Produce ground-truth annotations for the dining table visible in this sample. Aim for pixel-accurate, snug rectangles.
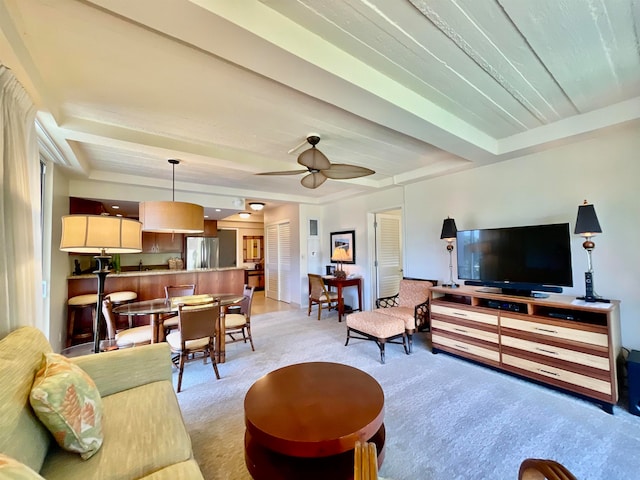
[112,293,244,363]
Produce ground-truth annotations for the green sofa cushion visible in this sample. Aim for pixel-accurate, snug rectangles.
[40,381,194,480]
[0,327,52,472]
[30,353,104,460]
[140,459,205,480]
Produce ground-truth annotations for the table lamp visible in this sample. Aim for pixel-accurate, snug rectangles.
[60,215,143,352]
[440,217,458,288]
[332,247,350,279]
[574,200,609,303]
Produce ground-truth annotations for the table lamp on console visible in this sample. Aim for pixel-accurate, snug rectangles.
[332,247,350,279]
[440,217,459,288]
[60,215,143,353]
[574,200,609,303]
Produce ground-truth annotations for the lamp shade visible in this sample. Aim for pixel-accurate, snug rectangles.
[332,247,350,262]
[139,201,204,234]
[440,217,458,241]
[60,215,142,253]
[574,201,602,237]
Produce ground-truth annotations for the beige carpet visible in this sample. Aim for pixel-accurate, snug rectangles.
[175,307,640,480]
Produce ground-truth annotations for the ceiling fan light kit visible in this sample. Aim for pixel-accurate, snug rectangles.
[258,135,375,189]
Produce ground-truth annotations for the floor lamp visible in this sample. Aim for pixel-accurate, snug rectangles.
[440,217,459,288]
[574,200,609,303]
[60,215,142,353]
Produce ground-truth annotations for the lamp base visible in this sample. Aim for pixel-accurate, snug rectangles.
[576,295,610,304]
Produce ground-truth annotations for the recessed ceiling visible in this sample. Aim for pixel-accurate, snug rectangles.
[1,0,638,207]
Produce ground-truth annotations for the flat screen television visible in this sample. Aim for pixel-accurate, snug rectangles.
[456,223,573,297]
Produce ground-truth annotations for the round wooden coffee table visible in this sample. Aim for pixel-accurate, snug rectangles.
[244,362,385,479]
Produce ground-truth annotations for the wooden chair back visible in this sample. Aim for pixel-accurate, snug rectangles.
[308,274,330,300]
[102,296,118,340]
[238,285,256,317]
[177,302,220,345]
[354,441,378,480]
[165,284,196,299]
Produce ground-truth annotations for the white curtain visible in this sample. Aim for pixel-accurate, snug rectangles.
[0,65,42,338]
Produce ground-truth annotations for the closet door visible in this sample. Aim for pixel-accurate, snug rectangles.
[265,221,291,302]
[375,212,403,298]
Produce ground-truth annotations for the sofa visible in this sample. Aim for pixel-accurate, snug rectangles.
[0,326,205,479]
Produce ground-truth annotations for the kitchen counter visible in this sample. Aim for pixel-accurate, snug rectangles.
[68,267,242,280]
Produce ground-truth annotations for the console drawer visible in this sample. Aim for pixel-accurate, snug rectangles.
[432,333,500,362]
[501,336,610,371]
[432,304,498,326]
[501,315,608,347]
[502,354,611,395]
[432,319,498,344]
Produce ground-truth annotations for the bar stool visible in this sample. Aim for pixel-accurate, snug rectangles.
[66,294,97,347]
[107,291,138,329]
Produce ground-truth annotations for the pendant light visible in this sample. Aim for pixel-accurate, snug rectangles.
[139,159,204,233]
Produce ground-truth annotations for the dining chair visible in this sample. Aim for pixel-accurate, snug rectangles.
[307,273,340,320]
[224,285,256,351]
[162,284,197,336]
[102,296,153,347]
[165,301,221,392]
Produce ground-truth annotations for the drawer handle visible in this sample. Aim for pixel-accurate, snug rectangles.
[535,347,559,355]
[454,343,469,351]
[453,328,468,333]
[452,312,468,318]
[538,368,559,377]
[534,327,558,334]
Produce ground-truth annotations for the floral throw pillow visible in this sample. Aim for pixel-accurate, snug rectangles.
[29,353,104,460]
[0,454,45,479]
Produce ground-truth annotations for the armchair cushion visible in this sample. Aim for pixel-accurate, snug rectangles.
[397,279,432,308]
[29,353,104,460]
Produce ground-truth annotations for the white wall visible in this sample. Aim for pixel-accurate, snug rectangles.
[320,187,405,311]
[404,124,640,349]
[47,163,72,352]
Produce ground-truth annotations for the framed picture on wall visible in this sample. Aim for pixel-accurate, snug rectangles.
[330,230,355,264]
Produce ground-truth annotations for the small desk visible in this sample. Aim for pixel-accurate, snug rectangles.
[244,362,385,479]
[113,293,243,362]
[322,276,363,322]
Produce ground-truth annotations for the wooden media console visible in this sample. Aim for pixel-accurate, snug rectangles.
[429,285,622,413]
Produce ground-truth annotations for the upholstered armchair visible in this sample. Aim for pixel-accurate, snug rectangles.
[374,278,436,352]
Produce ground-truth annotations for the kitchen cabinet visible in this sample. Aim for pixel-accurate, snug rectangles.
[142,232,184,253]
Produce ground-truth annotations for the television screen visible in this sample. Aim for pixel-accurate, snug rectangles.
[456,223,573,294]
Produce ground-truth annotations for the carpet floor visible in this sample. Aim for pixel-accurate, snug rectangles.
[175,307,640,480]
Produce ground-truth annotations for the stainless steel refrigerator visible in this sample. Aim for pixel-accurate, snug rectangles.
[185,236,219,270]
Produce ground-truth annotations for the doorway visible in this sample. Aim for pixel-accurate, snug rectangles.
[374,210,403,299]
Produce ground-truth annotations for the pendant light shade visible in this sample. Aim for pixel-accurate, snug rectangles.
[139,159,204,234]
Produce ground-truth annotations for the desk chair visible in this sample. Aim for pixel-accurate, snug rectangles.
[308,273,340,320]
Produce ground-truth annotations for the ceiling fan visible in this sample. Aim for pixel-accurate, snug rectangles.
[258,135,375,189]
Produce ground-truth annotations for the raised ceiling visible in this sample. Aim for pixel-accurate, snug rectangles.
[1,0,638,207]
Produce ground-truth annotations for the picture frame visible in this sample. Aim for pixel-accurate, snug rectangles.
[330,230,356,264]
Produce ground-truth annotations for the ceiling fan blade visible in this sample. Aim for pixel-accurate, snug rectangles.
[300,172,327,189]
[297,147,331,170]
[321,164,375,179]
[257,170,308,176]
